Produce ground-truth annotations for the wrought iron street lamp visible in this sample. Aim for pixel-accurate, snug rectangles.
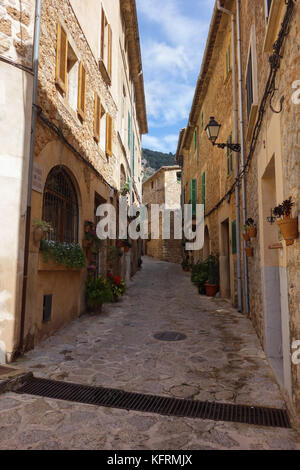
[267,208,276,225]
[205,116,241,152]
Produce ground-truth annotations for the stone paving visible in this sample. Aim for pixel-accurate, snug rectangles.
[1,257,300,450]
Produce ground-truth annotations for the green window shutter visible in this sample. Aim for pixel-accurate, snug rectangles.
[232,220,237,254]
[227,134,233,176]
[132,133,135,176]
[201,172,206,213]
[190,179,197,217]
[201,111,204,129]
[128,112,131,149]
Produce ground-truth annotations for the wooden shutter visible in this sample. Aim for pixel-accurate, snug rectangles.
[132,133,135,176]
[190,179,197,217]
[78,62,86,120]
[246,50,253,120]
[107,25,112,77]
[94,93,101,143]
[101,9,105,60]
[106,114,113,156]
[56,22,68,93]
[128,112,131,149]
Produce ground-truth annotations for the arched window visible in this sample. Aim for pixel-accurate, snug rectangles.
[43,166,79,243]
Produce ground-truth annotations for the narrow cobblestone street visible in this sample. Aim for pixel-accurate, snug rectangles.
[0,257,299,450]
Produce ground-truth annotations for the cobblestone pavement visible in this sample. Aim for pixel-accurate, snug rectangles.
[1,257,300,450]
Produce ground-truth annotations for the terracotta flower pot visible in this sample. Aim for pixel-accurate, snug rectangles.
[247,226,257,238]
[245,247,253,257]
[124,246,130,253]
[242,232,250,242]
[277,217,298,241]
[33,227,45,243]
[204,283,218,297]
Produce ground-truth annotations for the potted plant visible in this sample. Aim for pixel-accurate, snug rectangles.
[107,274,126,302]
[191,259,209,295]
[273,197,298,242]
[85,276,114,314]
[120,181,130,196]
[181,256,190,272]
[245,218,257,238]
[245,246,253,257]
[40,240,86,269]
[33,219,52,243]
[204,254,219,297]
[242,225,250,242]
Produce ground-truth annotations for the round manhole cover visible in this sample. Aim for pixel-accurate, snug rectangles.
[154,331,187,342]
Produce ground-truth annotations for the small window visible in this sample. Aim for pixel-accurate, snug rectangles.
[100,8,112,82]
[176,172,182,183]
[56,22,68,93]
[43,166,79,243]
[43,295,52,323]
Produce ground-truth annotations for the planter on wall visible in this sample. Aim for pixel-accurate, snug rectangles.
[245,247,253,257]
[242,232,250,242]
[277,217,298,241]
[247,227,257,238]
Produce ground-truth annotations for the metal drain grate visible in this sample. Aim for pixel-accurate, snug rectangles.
[16,377,291,428]
[154,331,187,342]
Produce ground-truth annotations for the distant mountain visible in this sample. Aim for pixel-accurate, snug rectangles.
[142,149,176,181]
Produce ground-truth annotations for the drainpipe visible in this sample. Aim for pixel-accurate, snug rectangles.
[129,80,134,213]
[19,0,42,353]
[217,1,242,312]
[236,0,250,313]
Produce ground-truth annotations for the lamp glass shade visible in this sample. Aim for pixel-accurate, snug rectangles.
[205,116,221,143]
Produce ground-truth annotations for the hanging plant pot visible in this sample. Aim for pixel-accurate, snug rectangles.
[247,227,257,238]
[277,217,298,241]
[242,232,250,242]
[33,227,45,243]
[245,247,253,257]
[204,283,218,297]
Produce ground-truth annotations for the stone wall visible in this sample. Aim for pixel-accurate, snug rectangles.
[143,167,182,264]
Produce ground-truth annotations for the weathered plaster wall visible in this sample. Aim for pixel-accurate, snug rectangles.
[0,0,35,362]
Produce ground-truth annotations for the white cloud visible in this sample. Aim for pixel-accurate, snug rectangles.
[142,134,180,154]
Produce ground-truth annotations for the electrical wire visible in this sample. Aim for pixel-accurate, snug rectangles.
[205,0,295,219]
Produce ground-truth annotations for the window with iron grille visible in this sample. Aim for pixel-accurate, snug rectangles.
[42,166,79,243]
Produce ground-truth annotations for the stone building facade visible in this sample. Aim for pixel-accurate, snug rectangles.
[177,0,300,427]
[0,0,147,362]
[143,167,182,264]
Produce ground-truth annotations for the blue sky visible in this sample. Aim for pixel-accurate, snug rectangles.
[136,0,215,154]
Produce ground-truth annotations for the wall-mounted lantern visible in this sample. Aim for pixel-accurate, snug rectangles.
[205,116,241,152]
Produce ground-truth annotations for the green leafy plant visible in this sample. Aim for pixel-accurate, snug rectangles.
[120,181,130,196]
[108,246,123,261]
[191,259,209,294]
[245,218,256,227]
[107,274,126,299]
[40,240,86,269]
[33,219,53,232]
[206,254,220,286]
[273,197,295,219]
[86,276,114,308]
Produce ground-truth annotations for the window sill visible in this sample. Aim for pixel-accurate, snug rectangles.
[246,103,258,142]
[99,59,111,86]
[38,256,83,272]
[263,0,286,53]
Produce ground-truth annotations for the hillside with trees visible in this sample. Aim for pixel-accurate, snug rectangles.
[142,149,176,181]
